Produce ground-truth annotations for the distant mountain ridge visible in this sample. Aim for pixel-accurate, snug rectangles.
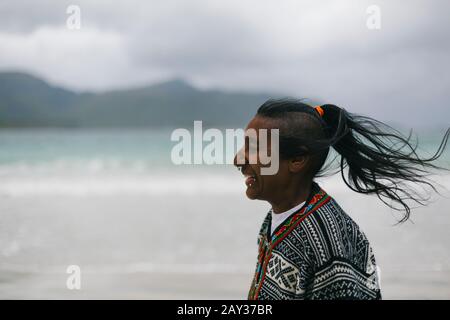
[0,72,272,128]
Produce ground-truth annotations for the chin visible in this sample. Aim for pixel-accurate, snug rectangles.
[245,188,260,200]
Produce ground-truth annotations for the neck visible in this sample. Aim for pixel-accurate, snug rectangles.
[270,180,312,214]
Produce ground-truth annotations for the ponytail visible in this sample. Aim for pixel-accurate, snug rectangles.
[257,99,450,222]
[320,104,450,222]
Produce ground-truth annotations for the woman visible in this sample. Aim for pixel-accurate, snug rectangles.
[234,99,449,300]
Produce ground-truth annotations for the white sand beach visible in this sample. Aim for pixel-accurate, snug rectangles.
[1,173,450,299]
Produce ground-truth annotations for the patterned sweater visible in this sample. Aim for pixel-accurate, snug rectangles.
[248,182,381,300]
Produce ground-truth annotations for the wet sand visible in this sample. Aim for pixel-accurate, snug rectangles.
[1,174,450,299]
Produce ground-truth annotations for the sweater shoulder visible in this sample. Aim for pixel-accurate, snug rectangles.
[290,197,376,272]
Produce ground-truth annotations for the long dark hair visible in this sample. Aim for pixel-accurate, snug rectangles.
[257,99,450,222]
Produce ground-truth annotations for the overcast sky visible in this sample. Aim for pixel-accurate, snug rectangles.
[0,0,449,125]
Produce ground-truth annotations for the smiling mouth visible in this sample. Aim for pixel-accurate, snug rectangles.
[244,174,257,187]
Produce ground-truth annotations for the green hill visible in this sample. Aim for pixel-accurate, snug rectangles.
[0,72,271,128]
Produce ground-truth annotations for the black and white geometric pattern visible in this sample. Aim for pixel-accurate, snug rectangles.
[266,252,299,294]
[249,182,382,300]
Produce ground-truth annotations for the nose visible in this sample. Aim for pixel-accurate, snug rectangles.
[233,146,247,168]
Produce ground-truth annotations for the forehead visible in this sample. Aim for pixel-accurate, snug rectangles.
[244,116,280,148]
[245,116,280,131]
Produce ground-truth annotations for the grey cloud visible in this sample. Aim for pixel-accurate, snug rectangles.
[0,0,449,126]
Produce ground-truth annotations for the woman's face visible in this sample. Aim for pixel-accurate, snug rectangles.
[234,116,292,202]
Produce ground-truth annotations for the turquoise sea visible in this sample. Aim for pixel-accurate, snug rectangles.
[0,128,449,299]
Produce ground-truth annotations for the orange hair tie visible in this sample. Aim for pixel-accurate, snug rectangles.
[314,105,324,117]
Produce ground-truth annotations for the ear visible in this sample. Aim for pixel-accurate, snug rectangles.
[288,156,307,173]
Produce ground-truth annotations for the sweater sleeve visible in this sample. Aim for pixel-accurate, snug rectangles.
[304,257,381,300]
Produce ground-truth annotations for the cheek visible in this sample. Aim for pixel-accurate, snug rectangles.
[258,171,283,192]
[260,162,289,188]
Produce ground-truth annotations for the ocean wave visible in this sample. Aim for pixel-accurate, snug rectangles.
[0,158,159,175]
[0,174,245,196]
[0,158,448,197]
[0,262,253,275]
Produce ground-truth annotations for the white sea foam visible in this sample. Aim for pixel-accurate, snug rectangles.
[0,262,253,275]
[0,174,245,196]
[1,161,449,197]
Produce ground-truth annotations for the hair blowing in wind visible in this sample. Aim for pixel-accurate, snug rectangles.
[257,99,450,223]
